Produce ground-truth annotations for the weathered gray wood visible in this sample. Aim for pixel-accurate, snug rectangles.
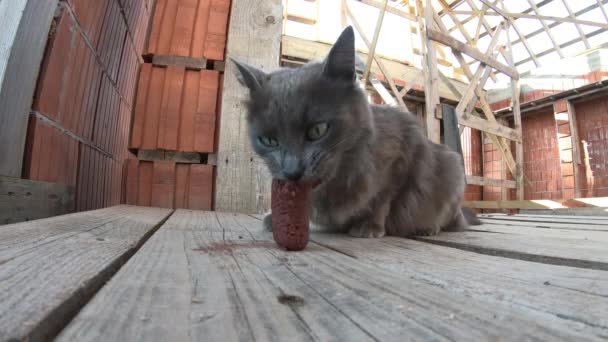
[427,29,519,79]
[0,205,172,341]
[60,211,606,340]
[215,0,283,214]
[485,213,608,222]
[311,234,608,333]
[137,149,203,163]
[151,55,207,69]
[0,176,75,225]
[419,231,608,271]
[0,0,28,85]
[0,0,59,177]
[480,216,608,230]
[472,223,608,241]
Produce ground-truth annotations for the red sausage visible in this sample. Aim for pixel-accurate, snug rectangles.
[271,179,310,251]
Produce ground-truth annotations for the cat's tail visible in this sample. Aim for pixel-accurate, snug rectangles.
[461,207,482,226]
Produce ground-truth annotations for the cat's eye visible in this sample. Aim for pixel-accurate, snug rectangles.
[307,122,329,141]
[258,136,279,148]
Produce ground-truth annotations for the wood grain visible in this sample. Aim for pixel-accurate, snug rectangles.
[214,0,283,213]
[59,211,607,340]
[0,176,75,225]
[0,205,172,341]
[419,231,608,270]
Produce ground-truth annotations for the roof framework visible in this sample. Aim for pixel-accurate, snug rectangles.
[282,0,608,201]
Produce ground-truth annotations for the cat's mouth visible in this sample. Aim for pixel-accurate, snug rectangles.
[311,178,322,189]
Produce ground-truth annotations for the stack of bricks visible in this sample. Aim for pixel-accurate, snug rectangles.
[125,0,231,210]
[461,127,483,201]
[521,108,563,200]
[23,0,152,211]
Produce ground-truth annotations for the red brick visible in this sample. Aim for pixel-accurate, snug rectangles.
[194,70,219,152]
[158,66,184,150]
[554,100,568,113]
[561,162,574,176]
[563,175,575,189]
[125,159,139,205]
[188,164,214,210]
[142,66,166,149]
[175,163,190,208]
[137,161,153,206]
[152,161,176,208]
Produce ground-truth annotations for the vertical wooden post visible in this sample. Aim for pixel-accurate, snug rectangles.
[417,0,441,143]
[566,100,582,198]
[505,21,524,201]
[215,0,283,214]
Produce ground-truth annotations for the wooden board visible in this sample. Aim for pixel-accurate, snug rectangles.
[419,231,608,271]
[215,0,283,214]
[483,213,608,222]
[464,200,565,209]
[0,176,75,224]
[58,211,607,340]
[471,223,608,241]
[0,0,59,177]
[480,217,608,231]
[0,205,172,341]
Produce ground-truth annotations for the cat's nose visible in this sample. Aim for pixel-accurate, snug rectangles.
[282,155,304,181]
[283,168,304,181]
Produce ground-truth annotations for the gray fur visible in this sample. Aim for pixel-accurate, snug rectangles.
[233,26,478,238]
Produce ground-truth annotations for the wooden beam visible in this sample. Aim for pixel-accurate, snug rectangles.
[358,0,417,21]
[464,200,566,209]
[346,4,411,112]
[446,10,608,29]
[466,175,517,188]
[362,0,389,83]
[525,0,563,58]
[505,24,525,201]
[427,29,519,79]
[566,100,582,198]
[369,78,397,106]
[0,176,75,225]
[215,0,283,213]
[0,0,60,177]
[281,35,469,102]
[561,0,591,49]
[418,0,441,142]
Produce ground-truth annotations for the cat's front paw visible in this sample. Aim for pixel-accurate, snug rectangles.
[348,223,386,238]
[263,212,272,231]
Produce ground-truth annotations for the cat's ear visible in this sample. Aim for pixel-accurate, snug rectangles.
[322,26,356,82]
[231,58,266,91]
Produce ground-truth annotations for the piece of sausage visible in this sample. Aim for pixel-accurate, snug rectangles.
[271,179,310,251]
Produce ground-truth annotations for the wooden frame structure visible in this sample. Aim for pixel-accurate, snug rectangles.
[336,0,608,205]
[216,0,608,213]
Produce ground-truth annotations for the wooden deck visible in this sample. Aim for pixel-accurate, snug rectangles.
[1,206,607,341]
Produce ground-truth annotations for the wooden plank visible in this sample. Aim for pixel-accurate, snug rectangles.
[137,149,202,164]
[312,234,608,331]
[458,114,521,141]
[566,100,582,197]
[419,231,608,271]
[420,0,441,143]
[0,0,60,177]
[0,176,75,225]
[427,29,519,79]
[59,211,607,340]
[465,200,565,210]
[473,223,608,241]
[215,0,283,213]
[151,54,207,69]
[479,218,608,232]
[361,0,388,83]
[465,175,516,188]
[346,4,410,112]
[483,213,608,222]
[505,24,524,200]
[0,206,172,341]
[359,0,417,21]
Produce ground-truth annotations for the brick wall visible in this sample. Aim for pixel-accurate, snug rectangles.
[124,0,231,210]
[573,96,608,197]
[521,108,563,200]
[461,127,483,201]
[23,0,151,211]
[482,137,504,201]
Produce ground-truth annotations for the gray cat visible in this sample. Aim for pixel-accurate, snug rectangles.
[232,26,481,238]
